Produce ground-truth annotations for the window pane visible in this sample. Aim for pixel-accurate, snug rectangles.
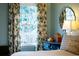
[19,4,38,46]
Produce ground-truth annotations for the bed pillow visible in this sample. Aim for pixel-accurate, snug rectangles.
[60,34,79,55]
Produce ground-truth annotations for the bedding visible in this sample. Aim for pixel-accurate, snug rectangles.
[11,33,79,56]
[11,50,75,56]
[60,35,79,55]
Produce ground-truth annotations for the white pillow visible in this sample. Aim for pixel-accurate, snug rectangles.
[60,34,79,55]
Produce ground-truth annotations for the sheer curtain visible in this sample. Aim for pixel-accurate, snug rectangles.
[19,4,38,50]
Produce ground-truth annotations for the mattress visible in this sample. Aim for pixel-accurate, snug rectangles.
[11,50,75,56]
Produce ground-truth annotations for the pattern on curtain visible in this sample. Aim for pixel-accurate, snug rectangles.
[37,3,47,50]
[8,3,20,55]
[8,3,47,54]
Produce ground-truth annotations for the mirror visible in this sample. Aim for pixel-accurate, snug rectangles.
[59,7,76,28]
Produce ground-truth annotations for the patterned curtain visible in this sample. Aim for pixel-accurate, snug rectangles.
[8,3,20,55]
[8,3,47,54]
[37,3,48,50]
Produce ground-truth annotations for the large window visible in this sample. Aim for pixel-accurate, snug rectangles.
[19,4,38,47]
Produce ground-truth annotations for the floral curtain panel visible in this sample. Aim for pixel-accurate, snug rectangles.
[8,3,47,54]
[8,3,20,55]
[37,3,47,50]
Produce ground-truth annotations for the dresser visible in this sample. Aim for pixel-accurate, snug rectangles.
[0,46,9,56]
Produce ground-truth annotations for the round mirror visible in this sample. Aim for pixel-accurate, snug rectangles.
[59,7,76,28]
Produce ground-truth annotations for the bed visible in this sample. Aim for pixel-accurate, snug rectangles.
[12,34,79,56]
[11,50,75,56]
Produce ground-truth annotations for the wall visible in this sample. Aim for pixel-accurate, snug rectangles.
[51,3,79,35]
[0,3,79,45]
[47,3,52,36]
[0,3,8,46]
[0,3,57,46]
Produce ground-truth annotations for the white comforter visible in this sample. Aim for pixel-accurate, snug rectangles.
[11,50,75,56]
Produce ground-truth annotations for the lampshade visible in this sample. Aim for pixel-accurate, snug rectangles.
[63,20,79,31]
[72,20,79,31]
[62,20,71,30]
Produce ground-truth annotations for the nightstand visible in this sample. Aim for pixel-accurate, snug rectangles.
[43,41,60,50]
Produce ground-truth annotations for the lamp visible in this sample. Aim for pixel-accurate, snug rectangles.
[71,20,79,35]
[62,20,79,35]
[72,20,79,31]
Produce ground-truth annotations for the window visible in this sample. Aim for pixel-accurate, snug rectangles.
[19,4,38,47]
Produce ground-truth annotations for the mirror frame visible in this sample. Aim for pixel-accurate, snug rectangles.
[59,6,76,28]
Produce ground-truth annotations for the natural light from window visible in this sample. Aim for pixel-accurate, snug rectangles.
[19,4,38,47]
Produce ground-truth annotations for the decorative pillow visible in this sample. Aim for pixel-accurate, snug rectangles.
[47,32,62,43]
[60,34,79,55]
[54,32,62,43]
[47,36,55,42]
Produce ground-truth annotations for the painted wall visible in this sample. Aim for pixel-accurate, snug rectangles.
[47,3,52,36]
[0,3,79,45]
[0,3,8,46]
[51,3,79,35]
[0,3,51,46]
